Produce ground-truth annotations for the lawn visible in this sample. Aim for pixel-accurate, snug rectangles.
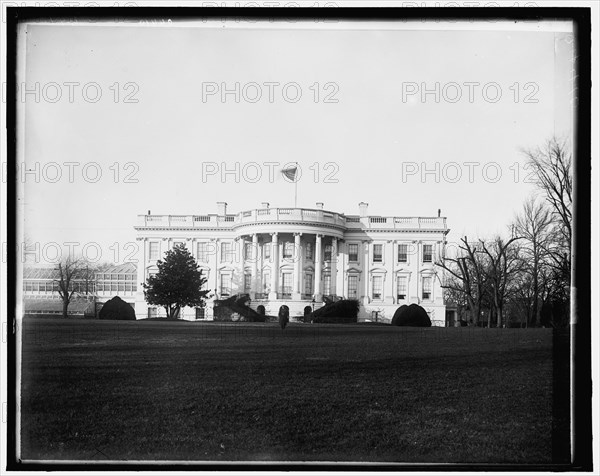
[19,318,570,463]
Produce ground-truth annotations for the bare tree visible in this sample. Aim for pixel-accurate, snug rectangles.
[437,237,487,326]
[520,137,572,327]
[513,197,553,326]
[54,256,88,319]
[480,236,524,328]
[523,137,572,250]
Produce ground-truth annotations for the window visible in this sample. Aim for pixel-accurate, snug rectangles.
[397,276,407,300]
[323,274,331,295]
[195,307,205,319]
[373,244,383,263]
[324,244,333,262]
[149,242,159,260]
[220,274,232,297]
[244,242,254,260]
[372,275,383,300]
[304,274,313,295]
[263,271,271,292]
[398,244,408,263]
[282,273,292,295]
[283,242,294,259]
[423,244,433,263]
[220,242,232,262]
[348,275,358,298]
[263,243,271,259]
[118,283,125,293]
[422,276,432,300]
[305,243,313,260]
[244,273,252,291]
[348,244,358,262]
[197,242,209,262]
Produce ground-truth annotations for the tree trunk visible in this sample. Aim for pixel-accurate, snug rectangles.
[62,299,69,319]
[497,306,503,328]
[467,296,477,325]
[475,301,481,327]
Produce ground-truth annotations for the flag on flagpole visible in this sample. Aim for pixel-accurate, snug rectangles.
[281,164,299,208]
[281,166,298,182]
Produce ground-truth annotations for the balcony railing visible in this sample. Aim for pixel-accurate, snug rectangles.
[235,208,347,228]
[137,210,447,231]
[345,216,447,231]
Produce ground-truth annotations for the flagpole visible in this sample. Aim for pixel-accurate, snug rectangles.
[294,161,298,208]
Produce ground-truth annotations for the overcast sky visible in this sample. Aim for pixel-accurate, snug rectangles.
[18,19,574,264]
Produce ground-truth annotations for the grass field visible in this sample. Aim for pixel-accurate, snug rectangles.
[20,318,570,463]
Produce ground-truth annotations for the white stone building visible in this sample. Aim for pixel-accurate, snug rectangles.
[134,202,450,325]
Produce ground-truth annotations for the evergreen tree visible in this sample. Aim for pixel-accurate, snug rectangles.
[142,244,210,319]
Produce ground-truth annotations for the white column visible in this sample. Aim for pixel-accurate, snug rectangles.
[251,233,258,298]
[389,240,395,304]
[212,238,219,296]
[330,237,337,297]
[269,232,279,300]
[363,240,370,304]
[292,232,302,300]
[339,240,347,298]
[314,234,322,300]
[416,241,422,303]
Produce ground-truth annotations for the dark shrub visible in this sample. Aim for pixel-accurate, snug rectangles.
[391,303,431,327]
[99,296,136,321]
[309,299,359,324]
[257,305,265,316]
[391,305,408,326]
[213,294,267,322]
[278,305,289,329]
[303,306,312,318]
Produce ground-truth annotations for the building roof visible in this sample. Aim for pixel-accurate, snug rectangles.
[98,262,137,274]
[23,262,137,280]
[23,266,60,280]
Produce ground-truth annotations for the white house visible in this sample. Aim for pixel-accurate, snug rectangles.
[134,202,450,325]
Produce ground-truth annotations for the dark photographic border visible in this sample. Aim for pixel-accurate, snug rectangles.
[5,5,592,472]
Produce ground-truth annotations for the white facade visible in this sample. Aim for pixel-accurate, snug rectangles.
[134,202,450,325]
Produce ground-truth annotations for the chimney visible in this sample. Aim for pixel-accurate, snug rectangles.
[359,202,369,217]
[217,202,227,216]
[315,202,324,210]
[147,210,151,215]
[261,202,270,209]
[438,209,441,217]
